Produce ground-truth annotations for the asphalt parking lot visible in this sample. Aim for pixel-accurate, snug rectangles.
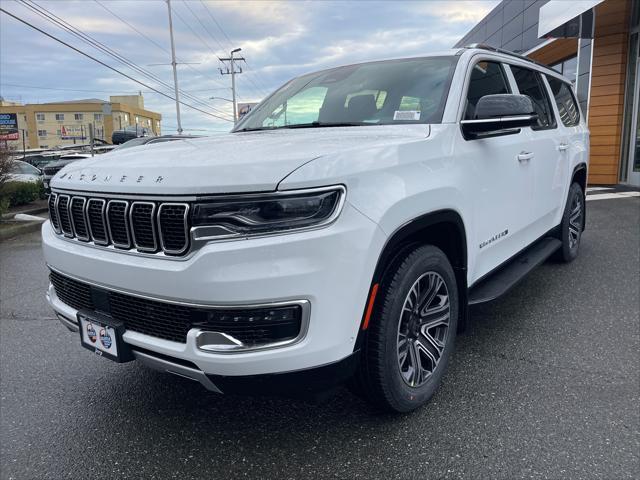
[1,193,638,480]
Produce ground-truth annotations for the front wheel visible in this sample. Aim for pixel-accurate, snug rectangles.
[555,182,585,263]
[357,245,458,413]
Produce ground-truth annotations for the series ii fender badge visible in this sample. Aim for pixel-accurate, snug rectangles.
[479,229,508,249]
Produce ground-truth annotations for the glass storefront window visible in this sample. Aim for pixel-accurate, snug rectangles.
[550,56,577,85]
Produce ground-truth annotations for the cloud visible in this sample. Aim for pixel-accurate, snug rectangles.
[1,0,498,133]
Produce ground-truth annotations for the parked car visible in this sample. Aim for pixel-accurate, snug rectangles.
[43,45,588,412]
[7,160,43,183]
[111,125,151,145]
[112,134,202,151]
[42,153,92,193]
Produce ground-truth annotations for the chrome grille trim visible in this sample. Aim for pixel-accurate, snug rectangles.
[157,203,190,255]
[48,193,61,234]
[86,198,108,245]
[49,192,190,257]
[69,197,89,241]
[57,194,74,237]
[106,200,131,249]
[130,201,158,252]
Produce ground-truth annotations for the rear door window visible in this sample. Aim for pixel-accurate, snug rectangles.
[464,61,511,120]
[510,66,557,130]
[546,76,581,127]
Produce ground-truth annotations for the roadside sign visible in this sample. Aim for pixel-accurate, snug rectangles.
[61,125,87,140]
[0,113,19,140]
[238,102,258,119]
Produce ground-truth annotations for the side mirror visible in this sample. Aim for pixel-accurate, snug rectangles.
[461,94,538,139]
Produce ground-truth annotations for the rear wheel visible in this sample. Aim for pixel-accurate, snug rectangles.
[555,182,584,263]
[358,245,458,412]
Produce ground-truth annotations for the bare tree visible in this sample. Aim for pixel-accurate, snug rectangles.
[0,146,13,190]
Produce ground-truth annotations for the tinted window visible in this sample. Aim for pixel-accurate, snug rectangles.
[546,76,580,127]
[464,61,511,120]
[511,66,556,130]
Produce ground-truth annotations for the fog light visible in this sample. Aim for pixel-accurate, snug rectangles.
[194,304,304,351]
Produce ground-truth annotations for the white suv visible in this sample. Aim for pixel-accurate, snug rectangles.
[43,46,588,412]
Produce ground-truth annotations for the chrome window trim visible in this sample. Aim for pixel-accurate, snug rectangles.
[47,265,311,354]
[49,193,61,234]
[69,196,89,241]
[129,201,158,252]
[157,203,190,255]
[86,198,109,245]
[57,194,74,237]
[106,199,131,249]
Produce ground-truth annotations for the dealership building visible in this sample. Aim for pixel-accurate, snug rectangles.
[455,0,640,186]
[0,94,161,150]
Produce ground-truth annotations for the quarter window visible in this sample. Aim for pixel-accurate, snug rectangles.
[464,61,511,120]
[546,76,580,127]
[510,66,556,130]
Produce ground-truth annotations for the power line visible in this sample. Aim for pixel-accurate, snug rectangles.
[198,0,271,99]
[0,82,229,94]
[0,6,233,123]
[19,0,233,120]
[93,0,227,90]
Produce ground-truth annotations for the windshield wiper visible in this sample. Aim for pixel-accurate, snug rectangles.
[235,122,365,132]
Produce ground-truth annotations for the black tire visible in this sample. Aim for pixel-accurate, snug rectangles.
[358,245,458,413]
[555,182,585,263]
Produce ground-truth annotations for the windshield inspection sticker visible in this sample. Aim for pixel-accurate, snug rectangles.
[393,110,421,121]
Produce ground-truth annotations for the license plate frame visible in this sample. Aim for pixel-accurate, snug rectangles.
[77,310,134,363]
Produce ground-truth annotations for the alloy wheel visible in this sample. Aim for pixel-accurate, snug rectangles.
[568,193,583,249]
[397,272,450,387]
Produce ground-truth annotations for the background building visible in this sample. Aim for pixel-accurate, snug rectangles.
[0,93,161,150]
[455,0,640,186]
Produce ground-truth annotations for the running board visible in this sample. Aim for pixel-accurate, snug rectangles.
[468,237,561,305]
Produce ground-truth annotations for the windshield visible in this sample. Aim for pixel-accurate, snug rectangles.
[234,56,458,132]
[113,137,151,151]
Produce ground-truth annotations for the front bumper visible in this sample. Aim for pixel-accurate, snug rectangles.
[43,201,385,377]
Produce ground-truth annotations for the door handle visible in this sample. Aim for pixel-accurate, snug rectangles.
[558,143,569,151]
[517,151,534,162]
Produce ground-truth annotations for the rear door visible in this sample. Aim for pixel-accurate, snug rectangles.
[509,65,567,237]
[453,59,535,283]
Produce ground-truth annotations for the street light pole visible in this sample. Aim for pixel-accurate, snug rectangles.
[166,0,183,134]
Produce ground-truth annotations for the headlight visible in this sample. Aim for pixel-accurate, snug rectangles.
[192,185,345,239]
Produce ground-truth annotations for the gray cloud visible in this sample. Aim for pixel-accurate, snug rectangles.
[1,0,498,133]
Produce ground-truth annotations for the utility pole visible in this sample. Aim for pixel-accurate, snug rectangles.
[166,0,183,134]
[219,48,244,123]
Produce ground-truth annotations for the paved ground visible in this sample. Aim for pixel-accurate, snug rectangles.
[1,194,638,480]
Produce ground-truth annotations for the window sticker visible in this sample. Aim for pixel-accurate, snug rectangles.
[393,110,420,121]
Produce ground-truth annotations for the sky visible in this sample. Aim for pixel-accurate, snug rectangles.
[0,0,499,134]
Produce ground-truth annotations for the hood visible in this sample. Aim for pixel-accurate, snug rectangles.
[51,125,429,195]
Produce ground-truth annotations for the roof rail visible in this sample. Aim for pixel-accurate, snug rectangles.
[463,43,552,71]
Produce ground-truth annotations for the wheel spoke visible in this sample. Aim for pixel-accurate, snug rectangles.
[418,274,442,315]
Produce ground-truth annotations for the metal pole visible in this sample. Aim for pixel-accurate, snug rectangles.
[231,49,237,124]
[166,0,183,134]
[22,129,26,158]
[89,124,95,157]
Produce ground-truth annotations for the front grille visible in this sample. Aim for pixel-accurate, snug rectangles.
[48,194,60,232]
[158,204,189,254]
[44,165,63,176]
[49,192,189,256]
[57,195,73,236]
[70,197,89,240]
[50,271,303,345]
